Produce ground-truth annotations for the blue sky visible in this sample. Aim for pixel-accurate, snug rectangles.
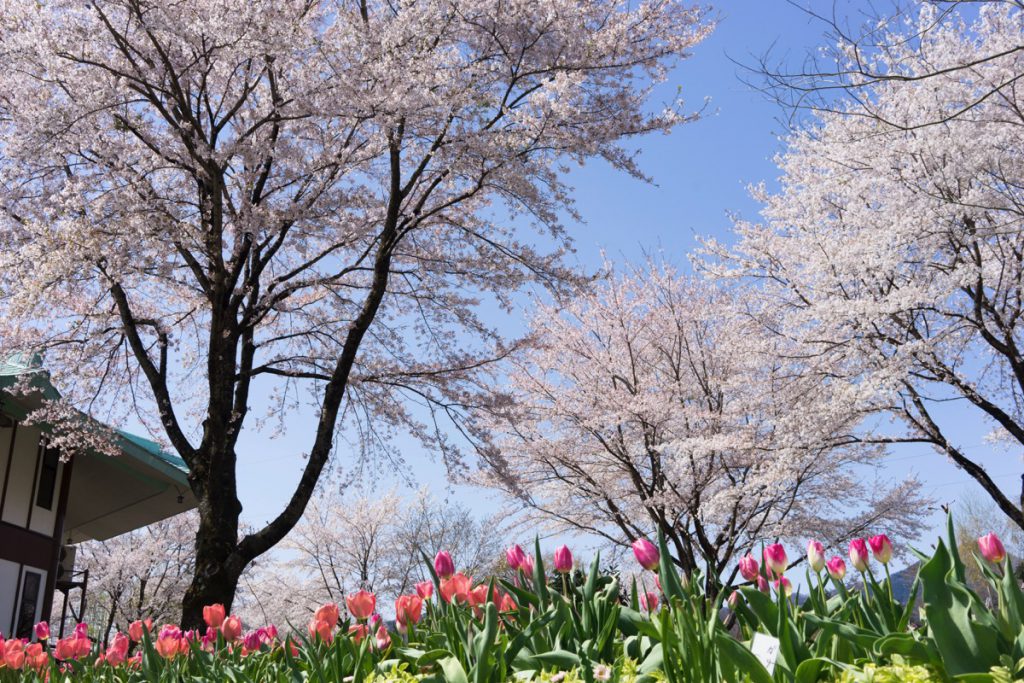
[232,0,1019,564]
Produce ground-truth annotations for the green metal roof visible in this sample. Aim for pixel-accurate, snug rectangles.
[0,355,189,480]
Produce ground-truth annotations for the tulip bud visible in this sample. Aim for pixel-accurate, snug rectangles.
[375,625,391,651]
[727,590,739,608]
[826,556,846,580]
[868,534,893,564]
[505,544,526,570]
[203,604,226,629]
[369,613,382,629]
[848,538,869,572]
[221,615,243,642]
[415,580,433,600]
[34,621,49,641]
[807,540,825,573]
[346,590,377,621]
[757,575,770,593]
[434,551,455,580]
[774,576,793,597]
[978,532,1007,564]
[738,554,759,581]
[632,538,660,571]
[763,543,788,577]
[639,591,658,612]
[553,545,573,574]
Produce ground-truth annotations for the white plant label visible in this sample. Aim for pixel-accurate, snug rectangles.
[750,632,780,674]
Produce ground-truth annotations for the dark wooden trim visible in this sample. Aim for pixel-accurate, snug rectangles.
[0,421,18,516]
[0,522,52,567]
[42,454,73,623]
[24,437,43,530]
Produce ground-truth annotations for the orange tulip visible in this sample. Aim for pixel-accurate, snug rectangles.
[315,602,340,628]
[203,603,226,628]
[346,590,376,621]
[440,573,472,603]
[395,594,424,628]
[308,618,333,643]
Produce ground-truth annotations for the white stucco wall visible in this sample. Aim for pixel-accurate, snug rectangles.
[1,426,41,528]
[0,558,19,638]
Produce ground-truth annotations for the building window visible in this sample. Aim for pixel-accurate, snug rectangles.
[35,445,59,510]
[14,570,42,639]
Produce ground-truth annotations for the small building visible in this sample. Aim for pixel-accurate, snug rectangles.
[0,356,195,638]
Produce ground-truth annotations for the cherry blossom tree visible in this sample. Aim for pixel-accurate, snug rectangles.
[474,264,927,592]
[54,512,197,646]
[0,0,711,624]
[235,487,501,625]
[705,3,1024,529]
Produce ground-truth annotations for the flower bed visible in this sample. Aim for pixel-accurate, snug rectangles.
[0,518,1018,682]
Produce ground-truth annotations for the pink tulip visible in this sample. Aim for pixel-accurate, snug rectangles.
[520,553,535,576]
[308,618,333,643]
[764,543,788,577]
[203,604,226,629]
[727,590,740,608]
[826,556,847,580]
[346,590,376,621]
[807,540,825,573]
[978,532,1007,564]
[221,615,243,642]
[506,544,526,570]
[554,545,573,574]
[639,591,659,612]
[434,551,455,580]
[315,602,340,629]
[375,625,391,651]
[395,594,424,628]
[128,619,151,642]
[868,534,893,564]
[347,623,369,644]
[34,621,49,641]
[415,580,434,600]
[849,538,869,572]
[757,575,770,593]
[105,632,129,666]
[440,573,473,603]
[738,554,759,581]
[774,576,793,597]
[632,538,660,571]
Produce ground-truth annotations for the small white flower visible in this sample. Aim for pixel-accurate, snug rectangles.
[592,664,612,682]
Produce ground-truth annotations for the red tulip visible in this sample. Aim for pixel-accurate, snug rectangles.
[415,580,434,600]
[553,545,573,574]
[978,532,1007,564]
[434,551,455,580]
[868,534,893,564]
[203,604,226,629]
[763,543,788,577]
[738,554,759,581]
[346,590,377,621]
[632,538,660,571]
[848,538,869,572]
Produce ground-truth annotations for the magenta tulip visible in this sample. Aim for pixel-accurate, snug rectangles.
[553,545,573,574]
[632,538,660,571]
[764,543,788,577]
[978,532,1007,564]
[738,554,759,581]
[849,538,869,572]
[506,545,526,570]
[434,551,455,580]
[826,556,846,580]
[868,534,893,564]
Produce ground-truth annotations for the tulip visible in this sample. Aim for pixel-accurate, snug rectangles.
[434,551,455,580]
[869,534,893,564]
[468,584,489,616]
[440,572,473,603]
[128,619,151,642]
[347,623,369,644]
[978,532,1007,564]
[105,633,129,665]
[315,602,340,629]
[520,553,535,576]
[243,630,261,652]
[553,545,573,574]
[849,538,869,572]
[499,592,517,612]
[757,575,770,593]
[738,554,759,581]
[826,556,847,580]
[308,618,333,643]
[395,594,424,628]
[506,544,526,570]
[639,591,658,612]
[34,621,49,641]
[764,543,788,577]
[5,640,25,669]
[221,615,243,642]
[203,603,226,629]
[415,580,434,600]
[632,538,660,571]
[375,625,391,651]
[346,590,377,621]
[26,643,47,673]
[774,576,793,597]
[154,626,183,660]
[807,540,825,573]
[369,613,382,629]
[727,591,740,608]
